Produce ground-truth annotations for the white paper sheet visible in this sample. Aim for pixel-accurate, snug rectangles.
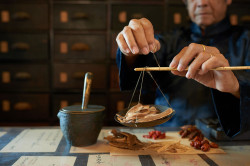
[0,129,63,152]
[0,131,6,138]
[12,156,76,166]
[151,154,209,166]
[87,154,142,166]
[207,146,250,166]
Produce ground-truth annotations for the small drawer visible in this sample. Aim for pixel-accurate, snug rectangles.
[110,65,119,90]
[0,4,48,30]
[53,63,107,90]
[0,94,49,122]
[111,4,164,31]
[52,93,107,119]
[166,5,189,31]
[111,32,118,59]
[0,64,49,91]
[53,4,107,30]
[0,33,48,61]
[228,4,250,27]
[54,34,106,62]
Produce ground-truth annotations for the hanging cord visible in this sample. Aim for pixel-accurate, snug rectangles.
[146,70,172,108]
[138,69,145,103]
[127,70,144,109]
[151,45,161,68]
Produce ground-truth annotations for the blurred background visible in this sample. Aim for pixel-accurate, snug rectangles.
[0,0,249,126]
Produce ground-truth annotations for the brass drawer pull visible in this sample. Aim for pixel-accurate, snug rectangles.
[71,43,90,51]
[72,12,88,20]
[72,72,85,79]
[14,102,32,111]
[14,72,31,80]
[12,12,30,21]
[12,42,30,51]
[131,13,144,19]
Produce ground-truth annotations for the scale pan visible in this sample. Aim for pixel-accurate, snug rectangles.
[114,105,175,128]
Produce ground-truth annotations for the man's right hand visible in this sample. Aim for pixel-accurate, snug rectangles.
[116,18,161,56]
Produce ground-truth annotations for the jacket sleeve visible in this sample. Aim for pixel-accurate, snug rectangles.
[211,30,250,138]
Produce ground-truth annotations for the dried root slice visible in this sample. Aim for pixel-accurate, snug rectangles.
[116,103,173,123]
[104,129,144,150]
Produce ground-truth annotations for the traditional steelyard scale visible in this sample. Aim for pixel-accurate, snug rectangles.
[58,72,105,146]
[115,52,176,127]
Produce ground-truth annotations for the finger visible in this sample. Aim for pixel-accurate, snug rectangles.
[154,39,161,53]
[129,19,149,55]
[177,43,203,71]
[122,26,139,54]
[116,32,131,55]
[186,52,211,79]
[171,70,187,77]
[199,54,229,75]
[139,18,155,52]
[169,46,188,68]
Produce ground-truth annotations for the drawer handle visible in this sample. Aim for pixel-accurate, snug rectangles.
[72,72,85,79]
[12,42,30,51]
[12,12,30,21]
[131,13,144,19]
[14,102,32,111]
[14,72,31,80]
[71,43,90,51]
[241,15,250,22]
[72,12,88,20]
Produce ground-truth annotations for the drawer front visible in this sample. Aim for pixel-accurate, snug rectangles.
[0,64,49,91]
[0,94,49,121]
[228,4,250,28]
[0,4,48,30]
[110,64,119,90]
[52,93,107,118]
[53,4,107,30]
[166,5,189,31]
[0,33,48,60]
[54,34,106,61]
[111,32,118,59]
[53,63,107,90]
[112,4,164,31]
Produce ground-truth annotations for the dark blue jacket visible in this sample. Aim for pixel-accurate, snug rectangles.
[116,17,250,138]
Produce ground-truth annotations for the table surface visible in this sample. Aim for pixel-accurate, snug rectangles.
[0,126,250,166]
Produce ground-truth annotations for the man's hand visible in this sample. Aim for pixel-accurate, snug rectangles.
[170,43,240,98]
[116,18,161,56]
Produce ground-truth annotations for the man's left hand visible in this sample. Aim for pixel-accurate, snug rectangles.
[169,43,240,98]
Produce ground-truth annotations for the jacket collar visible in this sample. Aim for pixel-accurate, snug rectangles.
[191,16,231,42]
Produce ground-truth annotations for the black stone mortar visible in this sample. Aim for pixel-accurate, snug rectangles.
[57,105,105,147]
[57,72,105,147]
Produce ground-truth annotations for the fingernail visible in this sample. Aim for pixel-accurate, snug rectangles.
[125,48,130,53]
[149,44,155,52]
[177,64,184,71]
[142,47,149,55]
[170,61,177,68]
[132,47,139,54]
[186,72,191,79]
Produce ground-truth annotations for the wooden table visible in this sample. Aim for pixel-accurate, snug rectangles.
[0,126,250,166]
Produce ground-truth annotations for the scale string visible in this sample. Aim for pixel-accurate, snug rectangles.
[127,70,144,109]
[146,69,172,108]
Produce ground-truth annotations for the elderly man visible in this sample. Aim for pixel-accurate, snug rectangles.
[116,0,250,138]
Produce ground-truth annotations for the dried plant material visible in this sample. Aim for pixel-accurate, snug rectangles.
[143,141,190,154]
[157,141,189,153]
[179,125,204,140]
[116,103,173,123]
[104,129,144,150]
